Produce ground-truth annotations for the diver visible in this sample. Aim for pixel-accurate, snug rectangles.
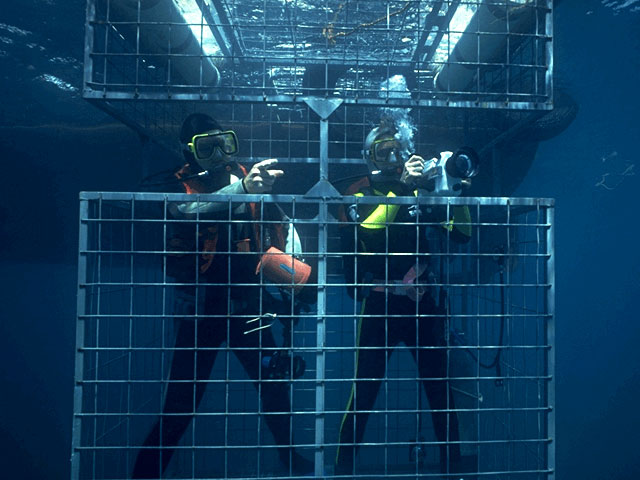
[132,113,313,477]
[335,121,475,476]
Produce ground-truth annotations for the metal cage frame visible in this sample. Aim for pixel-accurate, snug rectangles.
[76,3,556,478]
[72,192,555,480]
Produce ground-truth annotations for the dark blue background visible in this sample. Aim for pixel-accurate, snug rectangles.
[0,1,638,478]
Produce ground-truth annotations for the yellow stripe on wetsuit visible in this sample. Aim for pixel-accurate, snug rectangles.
[359,191,400,229]
[335,299,367,466]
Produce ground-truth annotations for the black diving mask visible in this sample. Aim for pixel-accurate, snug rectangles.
[368,136,407,171]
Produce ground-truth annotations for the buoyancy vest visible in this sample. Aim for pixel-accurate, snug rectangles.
[339,177,472,293]
[168,163,286,282]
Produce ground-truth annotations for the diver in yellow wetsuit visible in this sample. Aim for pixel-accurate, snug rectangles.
[335,124,474,476]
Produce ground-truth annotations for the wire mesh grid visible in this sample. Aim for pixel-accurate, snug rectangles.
[94,98,536,193]
[84,0,553,108]
[72,192,554,479]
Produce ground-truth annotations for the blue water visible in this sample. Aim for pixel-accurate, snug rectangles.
[0,1,639,479]
[515,3,640,478]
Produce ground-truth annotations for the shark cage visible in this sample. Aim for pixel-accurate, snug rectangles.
[74,1,555,479]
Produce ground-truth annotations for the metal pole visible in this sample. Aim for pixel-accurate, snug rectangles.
[71,197,89,480]
[545,0,555,106]
[82,0,96,98]
[546,200,556,479]
[313,114,329,477]
[303,96,342,476]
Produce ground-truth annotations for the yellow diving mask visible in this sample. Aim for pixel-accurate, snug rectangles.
[188,130,239,162]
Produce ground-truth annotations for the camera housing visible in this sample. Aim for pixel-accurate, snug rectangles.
[416,147,479,196]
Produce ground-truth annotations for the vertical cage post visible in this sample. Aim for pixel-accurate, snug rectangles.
[82,0,96,94]
[307,97,342,476]
[71,197,90,480]
[546,201,556,479]
[545,0,554,105]
[313,203,327,476]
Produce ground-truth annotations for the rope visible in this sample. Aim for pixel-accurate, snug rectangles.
[323,1,412,44]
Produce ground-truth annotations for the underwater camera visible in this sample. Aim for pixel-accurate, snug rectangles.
[262,350,306,380]
[416,147,479,196]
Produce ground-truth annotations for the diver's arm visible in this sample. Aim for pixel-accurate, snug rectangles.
[400,155,427,186]
[242,159,284,193]
[450,205,473,243]
[169,176,246,218]
[171,159,285,218]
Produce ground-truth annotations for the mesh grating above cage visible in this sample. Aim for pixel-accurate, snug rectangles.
[84,0,553,107]
[83,0,557,181]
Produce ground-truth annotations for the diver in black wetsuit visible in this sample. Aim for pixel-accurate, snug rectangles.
[132,113,312,477]
[335,123,472,476]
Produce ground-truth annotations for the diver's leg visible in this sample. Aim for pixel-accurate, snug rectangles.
[229,315,313,474]
[335,294,388,475]
[132,297,222,478]
[412,298,461,474]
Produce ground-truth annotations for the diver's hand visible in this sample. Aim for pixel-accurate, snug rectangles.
[243,159,284,193]
[400,155,426,186]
